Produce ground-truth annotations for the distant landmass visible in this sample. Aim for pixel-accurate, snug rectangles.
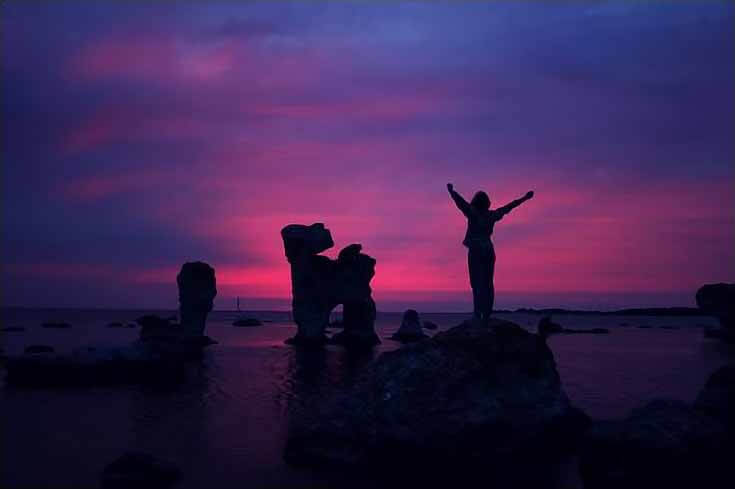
[507,307,704,316]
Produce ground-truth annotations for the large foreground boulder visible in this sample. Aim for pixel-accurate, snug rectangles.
[580,364,735,489]
[285,318,588,477]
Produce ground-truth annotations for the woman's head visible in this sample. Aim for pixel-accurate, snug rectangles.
[471,191,490,210]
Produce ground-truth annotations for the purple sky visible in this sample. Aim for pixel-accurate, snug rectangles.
[2,1,734,311]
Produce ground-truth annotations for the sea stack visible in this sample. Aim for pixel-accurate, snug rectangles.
[281,223,379,347]
[177,261,217,339]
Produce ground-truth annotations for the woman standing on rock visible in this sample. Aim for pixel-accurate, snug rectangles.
[447,183,534,322]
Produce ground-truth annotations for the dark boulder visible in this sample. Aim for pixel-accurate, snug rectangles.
[694,364,735,430]
[101,451,181,489]
[696,283,735,328]
[390,309,428,342]
[581,365,735,489]
[41,321,71,329]
[285,318,589,477]
[24,345,55,354]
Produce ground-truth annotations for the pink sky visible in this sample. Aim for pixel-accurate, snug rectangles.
[3,2,733,310]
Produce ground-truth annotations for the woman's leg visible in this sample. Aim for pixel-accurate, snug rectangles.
[468,250,481,318]
[469,247,491,321]
[487,250,496,318]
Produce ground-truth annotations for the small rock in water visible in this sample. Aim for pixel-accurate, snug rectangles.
[101,451,181,489]
[125,323,137,328]
[41,321,71,329]
[106,322,124,328]
[537,316,564,337]
[25,345,55,354]
[232,317,262,327]
[423,320,439,330]
[1,326,25,332]
[390,309,428,342]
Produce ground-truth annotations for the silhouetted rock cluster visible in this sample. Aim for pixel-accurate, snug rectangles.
[4,262,217,386]
[580,364,735,489]
[285,318,589,476]
[697,283,735,343]
[390,309,428,342]
[281,223,379,348]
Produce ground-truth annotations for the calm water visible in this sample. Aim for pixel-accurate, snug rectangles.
[1,308,732,488]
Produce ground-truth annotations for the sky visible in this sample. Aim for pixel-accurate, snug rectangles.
[2,1,734,311]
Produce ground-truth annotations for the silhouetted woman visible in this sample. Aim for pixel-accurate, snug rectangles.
[447,183,534,322]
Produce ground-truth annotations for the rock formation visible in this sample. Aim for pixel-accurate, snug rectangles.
[4,262,217,386]
[177,261,217,338]
[697,283,735,343]
[285,318,589,478]
[580,364,735,489]
[281,223,379,347]
[390,309,428,342]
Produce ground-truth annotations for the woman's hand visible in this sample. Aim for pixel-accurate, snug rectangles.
[447,183,454,192]
[525,190,534,200]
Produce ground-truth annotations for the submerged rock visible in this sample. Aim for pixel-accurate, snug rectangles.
[580,365,735,489]
[41,321,71,329]
[24,345,55,354]
[285,318,589,476]
[101,451,181,489]
[232,317,262,327]
[390,309,428,342]
[5,344,186,386]
[281,223,379,348]
[1,326,25,332]
[107,322,124,328]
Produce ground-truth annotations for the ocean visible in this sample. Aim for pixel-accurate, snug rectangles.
[1,308,732,488]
